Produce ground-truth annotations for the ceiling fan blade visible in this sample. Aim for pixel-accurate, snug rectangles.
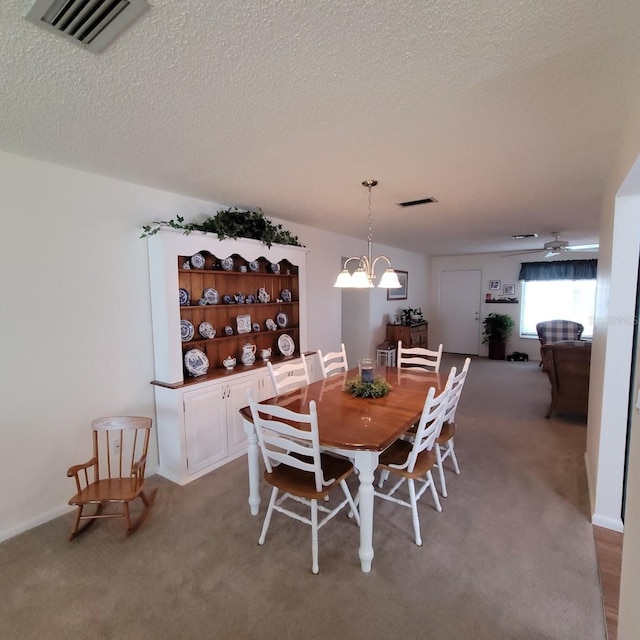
[501,249,544,257]
[566,244,599,251]
[545,250,560,258]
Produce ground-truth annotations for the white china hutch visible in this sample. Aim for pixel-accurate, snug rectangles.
[147,228,308,485]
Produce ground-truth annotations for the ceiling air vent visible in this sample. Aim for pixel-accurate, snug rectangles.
[396,197,438,208]
[25,0,149,54]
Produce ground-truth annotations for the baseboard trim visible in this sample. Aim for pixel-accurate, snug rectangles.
[592,513,624,533]
[0,504,70,543]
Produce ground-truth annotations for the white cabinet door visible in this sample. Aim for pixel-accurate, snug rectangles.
[183,384,227,474]
[226,376,260,456]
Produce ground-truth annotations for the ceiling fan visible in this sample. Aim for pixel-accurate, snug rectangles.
[502,232,599,258]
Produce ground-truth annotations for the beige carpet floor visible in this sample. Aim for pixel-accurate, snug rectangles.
[0,355,605,639]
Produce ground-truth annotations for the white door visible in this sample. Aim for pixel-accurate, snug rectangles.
[183,385,228,474]
[440,270,482,355]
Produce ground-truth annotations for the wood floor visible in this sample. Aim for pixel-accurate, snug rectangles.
[593,525,623,640]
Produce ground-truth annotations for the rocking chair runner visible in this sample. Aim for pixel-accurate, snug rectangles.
[67,416,156,541]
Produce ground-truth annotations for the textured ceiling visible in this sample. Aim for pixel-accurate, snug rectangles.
[2,0,640,255]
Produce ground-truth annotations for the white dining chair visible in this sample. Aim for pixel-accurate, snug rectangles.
[317,343,349,378]
[248,393,360,574]
[267,356,310,395]
[434,357,471,497]
[373,383,450,546]
[397,341,443,372]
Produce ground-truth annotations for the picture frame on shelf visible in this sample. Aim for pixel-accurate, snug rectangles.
[503,284,515,295]
[387,270,408,300]
[489,280,501,290]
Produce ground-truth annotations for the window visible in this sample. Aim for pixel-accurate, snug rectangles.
[520,279,596,338]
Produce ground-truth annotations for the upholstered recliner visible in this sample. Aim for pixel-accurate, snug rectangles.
[541,341,591,419]
[536,320,584,370]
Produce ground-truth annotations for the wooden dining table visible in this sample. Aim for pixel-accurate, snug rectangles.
[239,365,446,573]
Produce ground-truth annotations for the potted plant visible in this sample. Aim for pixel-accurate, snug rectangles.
[482,312,516,360]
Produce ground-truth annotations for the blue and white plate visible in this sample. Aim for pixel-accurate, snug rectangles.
[198,322,215,339]
[190,253,205,269]
[236,314,252,334]
[179,288,190,306]
[270,263,280,274]
[224,325,234,336]
[222,257,234,271]
[203,288,218,304]
[276,311,288,328]
[184,349,209,377]
[277,334,295,357]
[248,260,259,272]
[181,319,194,342]
[281,289,292,302]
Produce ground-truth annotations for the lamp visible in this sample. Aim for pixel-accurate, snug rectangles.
[333,180,402,289]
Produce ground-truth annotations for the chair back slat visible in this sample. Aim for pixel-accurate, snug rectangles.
[317,344,349,378]
[397,341,443,372]
[267,356,310,395]
[443,358,471,424]
[91,417,152,481]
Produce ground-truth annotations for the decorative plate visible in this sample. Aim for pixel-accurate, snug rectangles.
[190,253,205,269]
[266,318,277,331]
[184,349,209,377]
[224,325,234,336]
[222,257,234,271]
[199,322,215,339]
[276,311,288,328]
[280,289,292,302]
[179,288,190,306]
[236,314,252,334]
[249,260,259,272]
[203,288,218,305]
[277,334,295,357]
[181,319,194,342]
[270,262,281,274]
[246,294,255,304]
[257,288,270,303]
[252,322,261,332]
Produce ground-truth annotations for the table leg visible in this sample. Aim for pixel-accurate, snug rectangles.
[354,450,378,573]
[243,416,261,515]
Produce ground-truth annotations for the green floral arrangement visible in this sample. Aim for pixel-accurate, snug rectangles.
[344,376,392,398]
[140,207,303,248]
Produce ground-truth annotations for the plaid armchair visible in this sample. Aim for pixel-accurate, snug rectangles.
[536,320,585,369]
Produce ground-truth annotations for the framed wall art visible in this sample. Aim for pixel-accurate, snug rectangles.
[387,270,408,300]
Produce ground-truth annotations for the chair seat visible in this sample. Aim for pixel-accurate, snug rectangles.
[378,440,437,478]
[436,421,456,445]
[264,453,354,500]
[69,478,143,506]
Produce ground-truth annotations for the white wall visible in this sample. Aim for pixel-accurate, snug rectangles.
[0,150,429,541]
[429,251,597,360]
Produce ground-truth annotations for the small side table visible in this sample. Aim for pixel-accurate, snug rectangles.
[376,347,396,367]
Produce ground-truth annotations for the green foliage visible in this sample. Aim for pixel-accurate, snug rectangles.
[482,312,516,344]
[401,308,424,325]
[344,376,392,398]
[140,207,303,248]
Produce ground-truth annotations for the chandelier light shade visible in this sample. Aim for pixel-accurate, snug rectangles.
[333,180,402,289]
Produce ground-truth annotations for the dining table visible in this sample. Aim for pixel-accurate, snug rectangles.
[239,364,446,573]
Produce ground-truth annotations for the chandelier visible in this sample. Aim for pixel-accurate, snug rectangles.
[333,180,402,289]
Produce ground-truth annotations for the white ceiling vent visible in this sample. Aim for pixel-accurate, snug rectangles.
[25,0,149,54]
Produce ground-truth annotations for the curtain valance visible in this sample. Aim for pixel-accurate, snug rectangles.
[519,259,597,281]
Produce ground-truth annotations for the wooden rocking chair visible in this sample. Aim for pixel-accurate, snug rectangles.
[67,416,156,541]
